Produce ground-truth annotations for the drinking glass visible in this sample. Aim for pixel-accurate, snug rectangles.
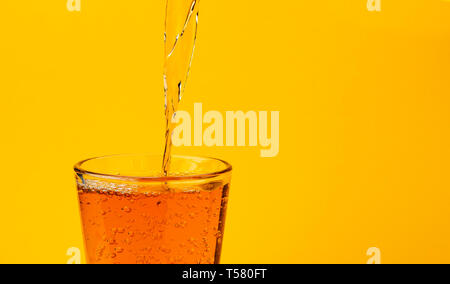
[74,154,232,264]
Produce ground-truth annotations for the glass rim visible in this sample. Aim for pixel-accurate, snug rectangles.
[74,154,233,183]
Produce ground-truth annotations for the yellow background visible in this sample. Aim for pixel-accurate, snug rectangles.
[1,0,450,264]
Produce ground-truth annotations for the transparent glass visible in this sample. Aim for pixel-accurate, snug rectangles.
[74,154,232,264]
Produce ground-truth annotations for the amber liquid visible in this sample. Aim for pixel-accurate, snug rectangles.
[78,183,229,264]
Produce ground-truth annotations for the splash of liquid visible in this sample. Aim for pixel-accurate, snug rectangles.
[163,0,200,175]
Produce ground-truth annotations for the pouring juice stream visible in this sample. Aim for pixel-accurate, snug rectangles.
[163,0,200,175]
